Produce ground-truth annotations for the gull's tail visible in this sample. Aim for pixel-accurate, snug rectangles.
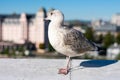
[89,40,103,52]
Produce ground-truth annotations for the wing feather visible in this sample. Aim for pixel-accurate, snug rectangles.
[64,29,95,53]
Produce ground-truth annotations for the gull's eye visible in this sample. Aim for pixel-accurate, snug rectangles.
[51,12,53,15]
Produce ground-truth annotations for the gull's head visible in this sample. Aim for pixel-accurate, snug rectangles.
[46,10,64,24]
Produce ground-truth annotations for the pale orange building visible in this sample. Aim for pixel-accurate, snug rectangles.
[0,8,49,50]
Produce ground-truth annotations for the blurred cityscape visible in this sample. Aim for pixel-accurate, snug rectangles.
[0,7,120,60]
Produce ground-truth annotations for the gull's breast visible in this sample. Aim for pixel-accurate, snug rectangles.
[48,28,77,57]
[48,28,68,55]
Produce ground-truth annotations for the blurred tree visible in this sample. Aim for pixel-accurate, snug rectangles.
[96,34,104,43]
[116,53,120,60]
[116,32,120,44]
[2,48,9,54]
[48,42,55,52]
[103,32,115,48]
[84,27,94,41]
[39,43,45,49]
[68,20,82,26]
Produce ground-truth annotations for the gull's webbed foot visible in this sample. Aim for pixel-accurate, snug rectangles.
[58,68,70,75]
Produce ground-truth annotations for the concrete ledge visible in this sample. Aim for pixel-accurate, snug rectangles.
[0,59,119,80]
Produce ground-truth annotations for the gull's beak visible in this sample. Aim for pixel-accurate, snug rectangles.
[44,17,51,23]
[44,17,51,22]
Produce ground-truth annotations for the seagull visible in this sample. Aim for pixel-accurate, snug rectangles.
[46,10,98,75]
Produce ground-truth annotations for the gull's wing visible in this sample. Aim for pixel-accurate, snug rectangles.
[64,29,96,53]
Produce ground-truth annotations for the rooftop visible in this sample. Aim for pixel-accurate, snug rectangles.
[0,14,35,21]
[94,23,120,32]
[0,59,119,80]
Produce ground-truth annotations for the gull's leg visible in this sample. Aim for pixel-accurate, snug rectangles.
[58,56,71,75]
[66,56,71,70]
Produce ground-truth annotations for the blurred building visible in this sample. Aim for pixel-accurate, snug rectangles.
[91,19,103,27]
[92,13,120,36]
[0,8,49,50]
[111,13,120,26]
[107,43,120,59]
[93,23,120,36]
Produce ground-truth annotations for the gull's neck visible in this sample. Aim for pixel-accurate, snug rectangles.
[49,20,63,29]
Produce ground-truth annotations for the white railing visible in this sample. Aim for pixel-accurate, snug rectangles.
[0,59,119,80]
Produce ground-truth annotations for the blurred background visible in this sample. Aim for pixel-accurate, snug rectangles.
[0,0,120,60]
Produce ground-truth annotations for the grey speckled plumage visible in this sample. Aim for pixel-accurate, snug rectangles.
[64,29,96,53]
